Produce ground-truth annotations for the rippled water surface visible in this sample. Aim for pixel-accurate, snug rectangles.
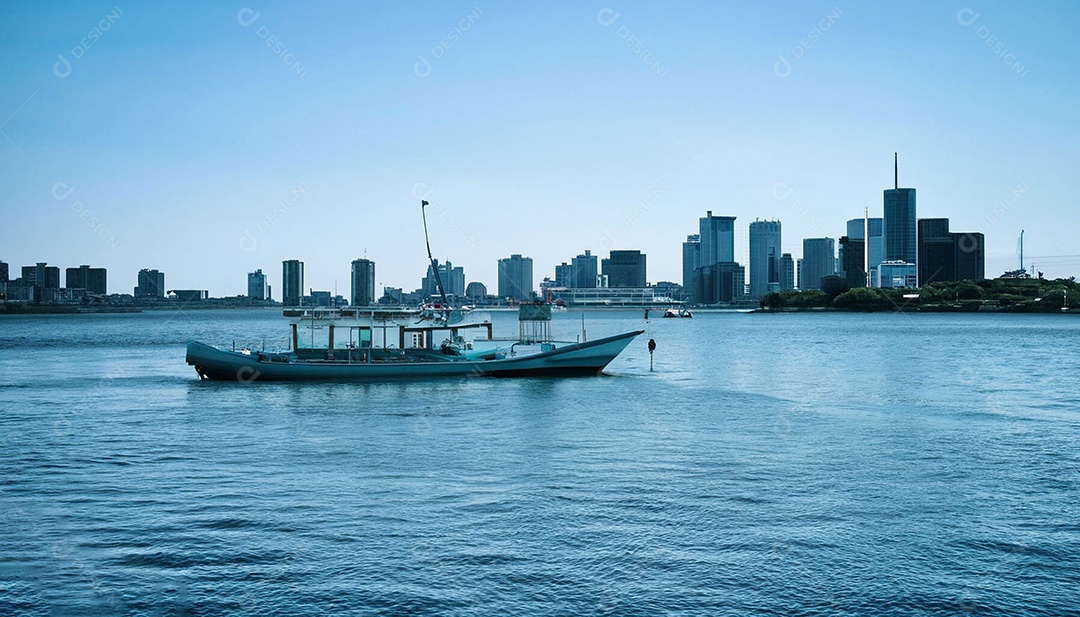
[2,309,1079,615]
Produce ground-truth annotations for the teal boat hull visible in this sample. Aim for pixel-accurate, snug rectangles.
[186,330,644,382]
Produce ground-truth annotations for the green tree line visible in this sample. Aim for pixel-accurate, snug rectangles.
[760,277,1080,312]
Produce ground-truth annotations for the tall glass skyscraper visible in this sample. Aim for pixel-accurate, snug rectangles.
[350,258,376,306]
[883,155,916,264]
[800,238,835,291]
[682,235,700,299]
[497,254,534,300]
[134,268,165,298]
[247,268,269,300]
[282,259,304,306]
[571,250,598,289]
[699,211,735,266]
[748,220,782,298]
[779,253,795,291]
[846,217,883,286]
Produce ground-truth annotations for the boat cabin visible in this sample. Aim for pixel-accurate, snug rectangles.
[284,307,493,361]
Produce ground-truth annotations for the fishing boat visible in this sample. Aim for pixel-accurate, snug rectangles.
[186,305,642,382]
[185,201,644,382]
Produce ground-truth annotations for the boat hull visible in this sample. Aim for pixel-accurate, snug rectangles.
[186,330,644,382]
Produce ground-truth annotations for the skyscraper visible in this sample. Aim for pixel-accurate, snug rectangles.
[23,263,61,290]
[690,211,743,304]
[247,269,269,300]
[847,217,883,286]
[699,211,735,266]
[282,259,304,306]
[554,262,573,287]
[571,250,598,288]
[0,260,8,285]
[601,250,647,288]
[953,232,985,281]
[917,218,955,285]
[497,254,534,300]
[800,238,836,291]
[779,253,795,291]
[748,220,782,298]
[682,235,700,301]
[696,262,745,303]
[134,268,165,298]
[350,258,376,306]
[913,221,985,285]
[66,265,107,295]
[838,236,866,288]
[883,153,917,264]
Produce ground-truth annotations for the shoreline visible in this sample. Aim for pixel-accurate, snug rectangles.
[753,305,1080,315]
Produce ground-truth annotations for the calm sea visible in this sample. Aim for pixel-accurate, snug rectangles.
[1,309,1078,615]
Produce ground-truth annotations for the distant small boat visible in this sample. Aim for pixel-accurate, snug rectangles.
[663,308,692,318]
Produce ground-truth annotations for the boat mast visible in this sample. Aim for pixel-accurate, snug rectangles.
[420,200,449,309]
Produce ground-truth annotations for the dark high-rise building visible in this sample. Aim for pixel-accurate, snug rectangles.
[248,269,269,300]
[695,262,745,304]
[883,154,917,264]
[0,260,8,284]
[914,220,985,285]
[87,267,106,295]
[65,267,85,290]
[571,250,598,289]
[953,232,985,281]
[23,263,61,290]
[65,265,107,294]
[749,220,782,298]
[848,217,884,286]
[838,236,866,288]
[699,211,735,266]
[282,259,304,306]
[682,235,700,301]
[779,253,795,291]
[134,268,165,298]
[917,218,955,285]
[497,254,534,300]
[554,262,573,287]
[601,250,647,288]
[351,258,376,306]
[800,238,835,291]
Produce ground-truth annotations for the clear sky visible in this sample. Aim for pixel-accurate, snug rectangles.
[2,0,1078,296]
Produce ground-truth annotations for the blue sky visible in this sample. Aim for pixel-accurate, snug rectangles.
[2,1,1078,295]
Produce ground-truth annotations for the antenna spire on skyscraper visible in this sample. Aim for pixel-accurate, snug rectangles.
[894,152,898,189]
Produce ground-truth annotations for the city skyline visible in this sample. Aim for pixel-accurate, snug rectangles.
[2,2,1078,295]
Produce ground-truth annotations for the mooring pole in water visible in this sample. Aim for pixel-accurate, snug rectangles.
[648,338,656,371]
